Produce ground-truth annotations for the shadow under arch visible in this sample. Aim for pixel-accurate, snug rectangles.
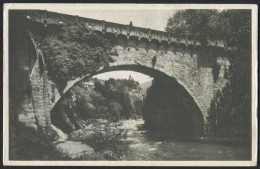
[51,64,204,136]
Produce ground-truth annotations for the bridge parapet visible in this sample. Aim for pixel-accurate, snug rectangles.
[25,10,229,49]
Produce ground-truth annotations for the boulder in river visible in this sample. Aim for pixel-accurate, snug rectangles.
[55,141,97,160]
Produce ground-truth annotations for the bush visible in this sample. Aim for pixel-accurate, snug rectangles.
[82,120,127,159]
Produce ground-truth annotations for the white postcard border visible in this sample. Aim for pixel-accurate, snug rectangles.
[3,3,258,166]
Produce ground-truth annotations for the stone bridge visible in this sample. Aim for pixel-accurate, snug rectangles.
[15,10,232,137]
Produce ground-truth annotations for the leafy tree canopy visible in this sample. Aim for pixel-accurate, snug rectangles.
[166,9,251,48]
[37,23,116,92]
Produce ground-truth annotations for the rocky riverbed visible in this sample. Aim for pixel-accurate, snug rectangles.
[52,118,251,161]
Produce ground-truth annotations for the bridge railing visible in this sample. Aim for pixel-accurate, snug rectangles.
[25,10,230,49]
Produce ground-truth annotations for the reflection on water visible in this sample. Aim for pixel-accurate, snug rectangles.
[117,119,251,161]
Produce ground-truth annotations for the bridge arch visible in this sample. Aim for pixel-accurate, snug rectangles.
[51,64,204,136]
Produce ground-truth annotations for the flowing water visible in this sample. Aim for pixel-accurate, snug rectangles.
[118,119,251,161]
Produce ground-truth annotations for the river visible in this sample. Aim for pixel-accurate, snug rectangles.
[117,119,251,161]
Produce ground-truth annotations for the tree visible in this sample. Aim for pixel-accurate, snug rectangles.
[166,9,251,47]
[108,101,123,122]
[166,10,219,45]
[91,91,106,110]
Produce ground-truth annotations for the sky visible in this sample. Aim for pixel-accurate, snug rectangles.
[17,4,176,31]
[93,71,153,84]
[51,9,175,31]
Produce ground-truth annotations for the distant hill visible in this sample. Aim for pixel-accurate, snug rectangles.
[140,80,153,96]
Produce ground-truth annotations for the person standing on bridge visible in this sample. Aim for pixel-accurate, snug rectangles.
[152,56,157,68]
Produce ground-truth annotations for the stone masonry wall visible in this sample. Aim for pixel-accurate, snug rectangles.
[19,34,61,135]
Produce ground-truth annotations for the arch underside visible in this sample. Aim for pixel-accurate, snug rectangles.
[52,64,204,136]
